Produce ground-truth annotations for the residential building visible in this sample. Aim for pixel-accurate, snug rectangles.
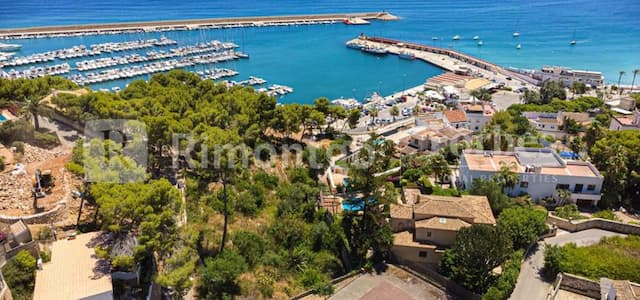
[405,126,472,152]
[390,193,496,268]
[443,110,468,129]
[609,110,640,131]
[458,148,604,206]
[459,102,494,132]
[1,220,38,266]
[523,111,592,136]
[536,66,604,88]
[33,232,113,300]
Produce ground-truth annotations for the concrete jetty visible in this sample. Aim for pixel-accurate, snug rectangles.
[349,36,539,87]
[0,12,398,39]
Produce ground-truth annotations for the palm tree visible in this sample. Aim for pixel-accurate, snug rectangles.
[569,136,583,158]
[631,69,640,92]
[555,189,572,206]
[493,161,519,193]
[19,95,49,130]
[430,154,450,185]
[390,105,399,121]
[370,107,379,127]
[617,70,626,95]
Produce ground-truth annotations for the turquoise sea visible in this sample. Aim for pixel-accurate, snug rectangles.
[1,0,639,103]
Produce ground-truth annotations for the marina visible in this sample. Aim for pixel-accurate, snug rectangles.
[0,12,398,40]
[65,50,242,85]
[75,40,238,71]
[0,37,177,67]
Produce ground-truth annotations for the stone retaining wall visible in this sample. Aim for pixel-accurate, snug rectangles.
[547,214,640,235]
[0,202,66,225]
[547,273,601,300]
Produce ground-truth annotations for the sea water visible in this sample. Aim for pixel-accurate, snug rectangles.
[1,0,639,103]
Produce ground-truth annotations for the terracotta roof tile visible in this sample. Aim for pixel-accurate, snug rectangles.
[390,204,413,219]
[415,216,471,231]
[444,110,467,123]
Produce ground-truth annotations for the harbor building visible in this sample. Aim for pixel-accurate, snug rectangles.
[390,192,495,269]
[458,148,604,206]
[536,66,604,88]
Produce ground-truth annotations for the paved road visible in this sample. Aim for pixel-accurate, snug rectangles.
[509,229,625,300]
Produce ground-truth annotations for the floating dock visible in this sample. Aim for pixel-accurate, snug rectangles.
[0,12,398,39]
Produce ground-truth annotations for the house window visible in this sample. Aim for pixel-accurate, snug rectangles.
[574,184,584,193]
[587,184,596,191]
[419,251,428,258]
[556,184,570,190]
[520,181,529,188]
[427,232,432,237]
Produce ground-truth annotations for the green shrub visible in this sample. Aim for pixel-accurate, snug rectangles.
[2,250,37,300]
[94,246,110,259]
[418,176,433,194]
[253,171,279,190]
[482,250,524,300]
[553,204,584,220]
[544,236,640,282]
[0,155,4,171]
[592,209,618,221]
[111,255,135,271]
[65,162,85,177]
[11,141,25,153]
[40,250,51,263]
[431,186,461,197]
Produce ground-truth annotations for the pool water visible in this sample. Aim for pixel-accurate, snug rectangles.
[0,114,7,122]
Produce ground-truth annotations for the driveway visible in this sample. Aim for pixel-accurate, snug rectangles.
[509,229,625,300]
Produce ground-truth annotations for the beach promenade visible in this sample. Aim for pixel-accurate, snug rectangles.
[0,12,397,39]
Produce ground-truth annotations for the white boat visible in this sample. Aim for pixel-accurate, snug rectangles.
[477,40,484,46]
[473,35,480,40]
[0,52,14,61]
[0,42,22,52]
[569,40,577,45]
[516,43,521,50]
[431,37,439,41]
[513,32,520,37]
[452,35,460,40]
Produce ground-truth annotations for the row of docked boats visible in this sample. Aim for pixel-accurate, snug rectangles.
[0,37,177,67]
[75,40,239,71]
[256,84,294,97]
[346,41,417,60]
[0,42,22,52]
[0,63,71,79]
[66,50,242,85]
[196,68,239,80]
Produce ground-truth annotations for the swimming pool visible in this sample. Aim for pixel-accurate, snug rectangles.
[0,114,7,122]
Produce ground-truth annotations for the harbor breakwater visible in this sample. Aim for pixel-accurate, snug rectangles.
[356,36,539,86]
[0,12,398,39]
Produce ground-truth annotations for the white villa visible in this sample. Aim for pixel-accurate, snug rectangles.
[458,148,604,206]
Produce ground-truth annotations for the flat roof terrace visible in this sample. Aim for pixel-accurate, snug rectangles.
[462,149,601,178]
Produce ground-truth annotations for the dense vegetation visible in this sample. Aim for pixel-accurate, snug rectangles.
[0,72,380,298]
[2,250,37,300]
[508,96,604,115]
[589,130,640,209]
[544,235,640,282]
